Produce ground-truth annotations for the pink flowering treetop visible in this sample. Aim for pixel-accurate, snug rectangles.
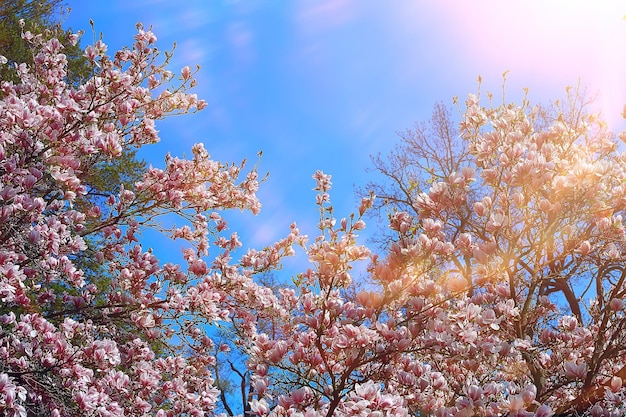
[339,85,626,417]
[2,21,626,417]
[0,23,303,417]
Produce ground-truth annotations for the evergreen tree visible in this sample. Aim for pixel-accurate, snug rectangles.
[0,0,91,84]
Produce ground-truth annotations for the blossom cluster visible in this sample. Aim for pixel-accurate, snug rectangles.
[0,24,270,417]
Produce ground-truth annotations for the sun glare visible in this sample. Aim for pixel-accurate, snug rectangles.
[408,0,626,130]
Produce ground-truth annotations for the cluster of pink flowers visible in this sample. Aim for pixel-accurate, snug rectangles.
[0,23,264,416]
[1,24,626,417]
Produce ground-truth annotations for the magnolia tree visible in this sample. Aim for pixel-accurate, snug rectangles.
[345,86,626,416]
[0,23,302,416]
[1,23,626,417]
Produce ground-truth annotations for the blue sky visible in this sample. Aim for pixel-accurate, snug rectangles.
[63,1,626,272]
